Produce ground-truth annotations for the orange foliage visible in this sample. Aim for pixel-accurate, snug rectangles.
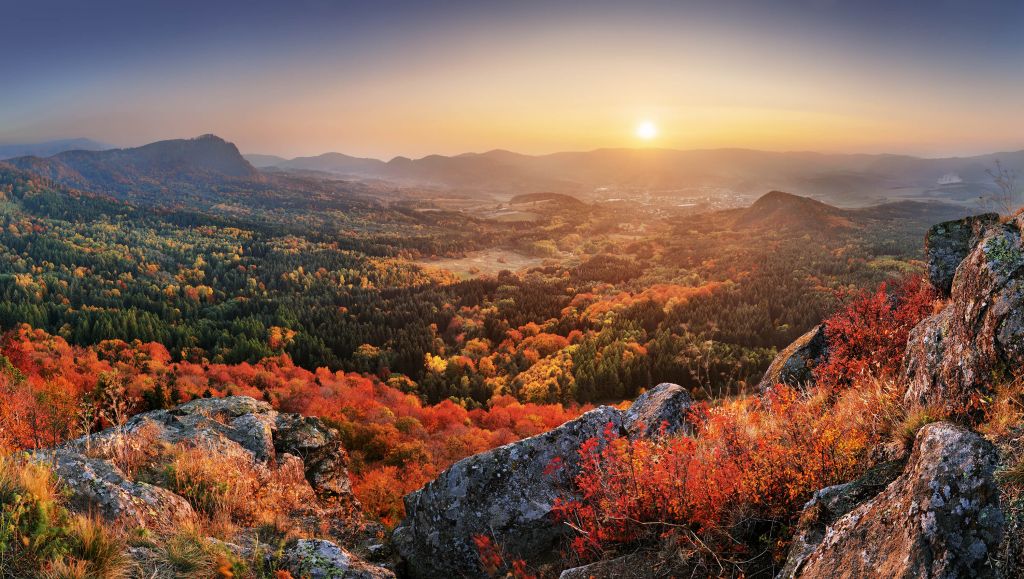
[554,279,922,569]
[573,283,722,322]
[0,324,585,525]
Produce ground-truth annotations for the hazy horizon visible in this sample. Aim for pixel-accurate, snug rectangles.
[5,0,1024,159]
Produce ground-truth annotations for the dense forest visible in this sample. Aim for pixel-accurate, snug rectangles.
[0,160,967,409]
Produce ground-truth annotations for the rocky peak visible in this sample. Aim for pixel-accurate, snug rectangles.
[924,213,1000,296]
[905,214,1024,411]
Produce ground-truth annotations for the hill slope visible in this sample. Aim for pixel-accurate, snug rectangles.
[8,134,260,199]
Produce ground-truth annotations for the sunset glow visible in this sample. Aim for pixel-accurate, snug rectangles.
[2,1,1023,158]
[635,121,658,140]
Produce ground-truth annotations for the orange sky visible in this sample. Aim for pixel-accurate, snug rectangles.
[3,1,1024,159]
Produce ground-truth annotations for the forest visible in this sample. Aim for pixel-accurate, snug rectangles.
[0,164,967,410]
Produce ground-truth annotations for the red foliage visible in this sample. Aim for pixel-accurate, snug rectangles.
[473,535,536,579]
[554,278,927,569]
[813,275,935,392]
[554,385,882,565]
[0,324,585,525]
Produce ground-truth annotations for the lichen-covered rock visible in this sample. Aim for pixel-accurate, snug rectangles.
[392,406,624,578]
[284,539,395,579]
[71,395,279,462]
[33,449,196,530]
[788,422,1003,578]
[778,460,904,578]
[275,413,356,507]
[904,219,1024,410]
[623,382,692,438]
[757,325,828,391]
[924,213,999,296]
[558,550,682,578]
[42,396,359,531]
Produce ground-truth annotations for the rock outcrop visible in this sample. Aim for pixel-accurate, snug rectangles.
[623,382,693,438]
[393,382,693,578]
[56,396,359,515]
[924,213,999,296]
[32,396,392,576]
[779,460,904,578]
[35,449,197,530]
[904,217,1024,410]
[393,406,624,578]
[784,422,1003,578]
[757,324,828,391]
[284,539,395,579]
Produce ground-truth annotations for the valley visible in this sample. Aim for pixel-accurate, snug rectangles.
[0,134,1017,579]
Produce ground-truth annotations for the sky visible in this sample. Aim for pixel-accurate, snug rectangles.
[2,0,1023,159]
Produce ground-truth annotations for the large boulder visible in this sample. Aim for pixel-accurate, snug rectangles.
[904,218,1024,410]
[623,382,693,438]
[924,213,999,297]
[275,413,357,508]
[785,422,1003,578]
[284,539,395,579]
[757,325,828,392]
[392,406,625,578]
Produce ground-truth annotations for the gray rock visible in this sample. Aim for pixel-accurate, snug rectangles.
[33,449,196,530]
[392,406,625,578]
[904,219,1024,410]
[924,213,999,296]
[559,550,681,578]
[758,325,828,392]
[778,460,904,578]
[623,382,692,438]
[45,396,359,530]
[284,539,395,579]
[275,413,356,508]
[787,422,1003,578]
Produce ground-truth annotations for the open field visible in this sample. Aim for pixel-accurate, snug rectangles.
[416,248,553,277]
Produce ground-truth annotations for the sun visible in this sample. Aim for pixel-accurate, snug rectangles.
[635,120,658,140]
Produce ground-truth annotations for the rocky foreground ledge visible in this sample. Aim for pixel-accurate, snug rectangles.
[389,213,1022,578]
[33,396,394,578]
[393,383,693,578]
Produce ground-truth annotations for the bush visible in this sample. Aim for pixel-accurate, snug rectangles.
[813,275,935,392]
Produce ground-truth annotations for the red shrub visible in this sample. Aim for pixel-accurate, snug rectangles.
[813,275,935,392]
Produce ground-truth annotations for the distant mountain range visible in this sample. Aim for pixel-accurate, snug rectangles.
[0,138,111,160]
[247,146,1024,206]
[5,134,1020,209]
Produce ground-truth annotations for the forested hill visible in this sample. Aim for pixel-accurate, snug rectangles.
[5,134,261,201]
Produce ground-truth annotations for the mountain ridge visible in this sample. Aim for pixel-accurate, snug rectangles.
[7,134,260,199]
[246,145,1024,204]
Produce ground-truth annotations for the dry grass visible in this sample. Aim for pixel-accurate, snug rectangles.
[85,421,164,481]
[980,376,1024,439]
[0,456,129,579]
[997,458,1024,488]
[894,404,948,451]
[161,443,314,534]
